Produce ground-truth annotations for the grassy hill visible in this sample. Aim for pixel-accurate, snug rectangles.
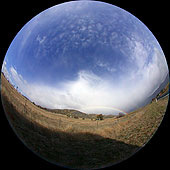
[1,73,169,169]
[36,103,116,120]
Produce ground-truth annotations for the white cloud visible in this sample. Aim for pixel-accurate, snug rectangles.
[97,61,116,73]
[133,41,148,69]
[2,61,11,81]
[7,47,168,115]
[36,35,46,44]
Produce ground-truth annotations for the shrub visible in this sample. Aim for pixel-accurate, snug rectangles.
[74,116,79,119]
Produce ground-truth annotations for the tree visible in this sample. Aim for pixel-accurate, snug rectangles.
[117,112,125,118]
[97,114,104,120]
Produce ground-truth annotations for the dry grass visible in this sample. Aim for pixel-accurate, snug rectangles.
[1,73,169,169]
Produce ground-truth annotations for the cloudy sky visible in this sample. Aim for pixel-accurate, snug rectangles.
[1,1,169,115]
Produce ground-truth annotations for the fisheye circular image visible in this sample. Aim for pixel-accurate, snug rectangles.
[1,0,169,169]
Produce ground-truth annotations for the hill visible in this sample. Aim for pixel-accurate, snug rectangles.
[37,106,116,119]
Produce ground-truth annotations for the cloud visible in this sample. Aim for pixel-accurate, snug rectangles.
[96,61,116,73]
[36,35,46,44]
[132,41,148,69]
[7,47,168,115]
[1,61,11,81]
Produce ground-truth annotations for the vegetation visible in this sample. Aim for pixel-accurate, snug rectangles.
[152,82,169,101]
[1,73,169,169]
[116,112,125,118]
[97,114,104,120]
[37,106,115,120]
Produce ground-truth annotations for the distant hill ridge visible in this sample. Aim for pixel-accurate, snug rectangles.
[36,105,116,119]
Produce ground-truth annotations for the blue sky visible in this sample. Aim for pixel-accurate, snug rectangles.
[1,1,169,115]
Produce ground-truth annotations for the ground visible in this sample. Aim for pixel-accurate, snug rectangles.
[1,73,169,169]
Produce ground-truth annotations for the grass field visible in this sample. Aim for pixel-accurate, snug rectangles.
[1,73,169,169]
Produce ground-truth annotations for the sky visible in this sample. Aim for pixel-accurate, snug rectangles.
[1,1,169,115]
